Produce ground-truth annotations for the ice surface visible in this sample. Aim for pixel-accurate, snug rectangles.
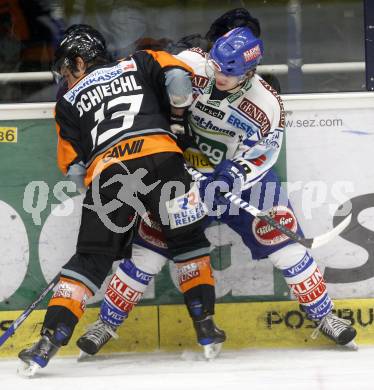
[1,347,373,390]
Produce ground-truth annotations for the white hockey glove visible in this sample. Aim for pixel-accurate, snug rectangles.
[67,162,87,194]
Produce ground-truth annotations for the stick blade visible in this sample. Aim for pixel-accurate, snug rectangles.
[307,213,352,249]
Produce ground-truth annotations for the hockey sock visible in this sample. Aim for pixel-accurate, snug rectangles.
[43,276,94,344]
[176,255,216,320]
[270,244,333,321]
[100,258,153,327]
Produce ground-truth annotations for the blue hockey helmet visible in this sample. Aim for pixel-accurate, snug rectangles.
[208,27,264,76]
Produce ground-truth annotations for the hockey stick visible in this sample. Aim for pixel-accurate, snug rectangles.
[0,274,60,347]
[188,167,351,249]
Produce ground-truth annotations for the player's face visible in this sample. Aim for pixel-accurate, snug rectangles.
[214,70,244,91]
[206,56,246,91]
[59,66,78,88]
[57,57,86,88]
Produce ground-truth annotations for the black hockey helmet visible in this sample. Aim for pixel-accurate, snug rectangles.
[52,24,110,74]
[63,23,107,45]
[205,8,261,43]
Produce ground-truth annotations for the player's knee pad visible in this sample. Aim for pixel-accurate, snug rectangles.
[176,255,216,320]
[100,258,154,327]
[44,276,94,344]
[268,243,333,320]
[268,243,306,270]
[132,243,168,274]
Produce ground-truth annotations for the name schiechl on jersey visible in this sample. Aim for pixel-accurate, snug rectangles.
[65,59,138,104]
[76,75,142,117]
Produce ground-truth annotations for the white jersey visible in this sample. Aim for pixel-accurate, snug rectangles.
[176,48,285,189]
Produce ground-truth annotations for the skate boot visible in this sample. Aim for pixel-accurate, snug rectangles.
[76,318,118,358]
[193,315,226,360]
[311,311,357,349]
[18,324,70,377]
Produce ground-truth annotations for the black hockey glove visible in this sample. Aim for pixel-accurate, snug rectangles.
[170,110,189,135]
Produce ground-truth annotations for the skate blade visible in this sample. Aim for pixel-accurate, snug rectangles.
[342,340,358,351]
[77,350,109,362]
[77,350,93,362]
[203,342,223,360]
[17,360,41,377]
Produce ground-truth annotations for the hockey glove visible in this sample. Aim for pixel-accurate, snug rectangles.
[67,162,87,194]
[199,159,246,207]
[170,111,188,135]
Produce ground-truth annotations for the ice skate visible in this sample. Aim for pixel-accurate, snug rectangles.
[76,318,118,357]
[18,360,42,377]
[193,316,226,360]
[311,312,358,350]
[17,324,71,377]
[17,334,59,377]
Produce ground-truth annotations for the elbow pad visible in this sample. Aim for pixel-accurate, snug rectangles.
[165,68,193,108]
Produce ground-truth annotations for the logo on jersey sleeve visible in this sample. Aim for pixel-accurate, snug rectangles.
[188,47,207,57]
[193,75,209,90]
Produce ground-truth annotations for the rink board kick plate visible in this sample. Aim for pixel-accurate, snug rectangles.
[1,299,374,358]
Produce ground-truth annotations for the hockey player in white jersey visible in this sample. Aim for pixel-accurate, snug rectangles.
[77,27,357,359]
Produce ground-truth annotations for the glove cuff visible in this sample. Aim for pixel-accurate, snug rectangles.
[232,158,252,181]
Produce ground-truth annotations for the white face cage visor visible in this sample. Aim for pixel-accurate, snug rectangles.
[205,53,247,84]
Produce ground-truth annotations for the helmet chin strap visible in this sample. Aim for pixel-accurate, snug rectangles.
[227,80,245,93]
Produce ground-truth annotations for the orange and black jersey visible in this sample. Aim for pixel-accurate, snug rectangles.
[55,50,193,185]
